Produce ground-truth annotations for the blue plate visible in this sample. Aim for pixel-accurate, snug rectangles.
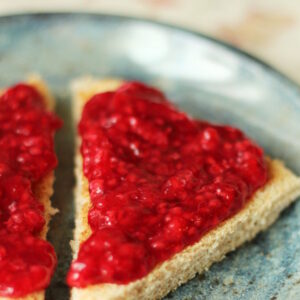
[0,13,300,300]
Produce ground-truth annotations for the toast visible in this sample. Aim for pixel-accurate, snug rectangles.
[0,76,58,300]
[70,77,300,300]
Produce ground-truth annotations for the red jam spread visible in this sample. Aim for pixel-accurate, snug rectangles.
[0,83,62,297]
[67,82,268,287]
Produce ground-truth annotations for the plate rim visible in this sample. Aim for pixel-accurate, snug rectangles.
[0,11,300,98]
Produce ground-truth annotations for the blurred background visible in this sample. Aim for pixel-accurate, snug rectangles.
[0,0,300,85]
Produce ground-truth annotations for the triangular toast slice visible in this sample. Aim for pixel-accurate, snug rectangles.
[69,77,300,300]
[0,76,60,300]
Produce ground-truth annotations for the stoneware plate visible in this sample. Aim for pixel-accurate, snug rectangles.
[0,13,300,300]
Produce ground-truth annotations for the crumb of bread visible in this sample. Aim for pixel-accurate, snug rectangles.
[70,77,300,300]
[223,275,234,286]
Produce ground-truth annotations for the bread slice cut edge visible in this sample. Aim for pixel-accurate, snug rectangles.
[70,77,300,300]
[0,76,58,300]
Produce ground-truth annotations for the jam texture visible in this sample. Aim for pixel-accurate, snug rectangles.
[0,84,62,297]
[67,82,268,287]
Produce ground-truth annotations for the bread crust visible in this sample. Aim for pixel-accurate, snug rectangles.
[0,76,58,300]
[70,78,300,300]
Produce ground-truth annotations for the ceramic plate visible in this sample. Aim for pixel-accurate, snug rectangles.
[0,13,300,300]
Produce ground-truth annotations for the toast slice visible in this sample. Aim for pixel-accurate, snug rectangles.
[0,76,59,300]
[70,77,300,300]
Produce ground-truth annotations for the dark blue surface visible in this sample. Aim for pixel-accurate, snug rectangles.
[0,13,299,300]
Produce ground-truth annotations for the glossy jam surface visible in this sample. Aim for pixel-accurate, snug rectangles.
[0,84,62,297]
[67,82,268,287]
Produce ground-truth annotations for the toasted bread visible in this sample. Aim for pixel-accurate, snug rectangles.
[0,76,58,300]
[70,77,300,300]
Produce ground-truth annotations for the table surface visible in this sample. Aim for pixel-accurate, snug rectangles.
[0,0,299,86]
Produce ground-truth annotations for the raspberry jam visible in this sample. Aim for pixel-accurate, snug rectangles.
[0,83,62,297]
[67,82,268,287]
